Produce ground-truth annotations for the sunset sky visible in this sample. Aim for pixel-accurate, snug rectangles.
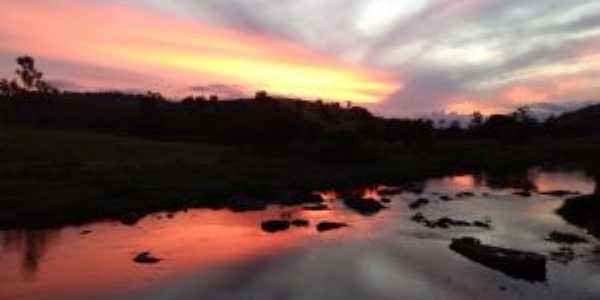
[1,0,599,116]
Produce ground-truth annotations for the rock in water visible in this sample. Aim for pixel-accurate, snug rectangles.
[317,221,348,232]
[545,231,588,244]
[440,195,453,201]
[133,252,162,264]
[409,198,429,210]
[343,197,385,215]
[513,190,532,197]
[456,192,475,198]
[550,247,577,265]
[450,237,546,282]
[261,220,291,233]
[556,194,600,238]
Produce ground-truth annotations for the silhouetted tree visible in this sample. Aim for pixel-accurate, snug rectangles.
[470,111,484,128]
[13,56,57,94]
[255,90,268,101]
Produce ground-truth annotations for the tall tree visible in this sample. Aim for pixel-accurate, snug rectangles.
[12,56,57,94]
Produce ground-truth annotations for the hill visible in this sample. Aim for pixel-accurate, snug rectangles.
[547,103,600,137]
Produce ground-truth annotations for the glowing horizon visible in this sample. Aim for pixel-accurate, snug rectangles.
[2,0,600,115]
[0,0,399,103]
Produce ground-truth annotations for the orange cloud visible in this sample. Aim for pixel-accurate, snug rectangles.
[0,0,399,102]
[504,86,549,104]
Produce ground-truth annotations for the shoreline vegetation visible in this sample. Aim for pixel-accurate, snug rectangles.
[1,56,600,229]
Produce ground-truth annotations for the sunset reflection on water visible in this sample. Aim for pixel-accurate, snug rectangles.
[0,197,388,300]
[0,169,597,300]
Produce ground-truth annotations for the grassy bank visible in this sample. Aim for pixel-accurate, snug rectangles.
[1,128,599,229]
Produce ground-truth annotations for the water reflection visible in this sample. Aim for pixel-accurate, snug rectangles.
[0,200,387,300]
[1,230,61,279]
[531,169,596,194]
[0,168,598,300]
[485,168,535,191]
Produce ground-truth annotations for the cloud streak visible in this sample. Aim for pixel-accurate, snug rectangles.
[1,0,599,115]
[0,0,398,102]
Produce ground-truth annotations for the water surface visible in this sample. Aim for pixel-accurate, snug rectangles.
[1,169,598,300]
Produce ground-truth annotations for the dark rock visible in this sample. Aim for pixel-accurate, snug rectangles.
[450,237,547,282]
[409,198,429,210]
[411,212,427,223]
[261,220,291,233]
[482,192,491,197]
[120,213,142,226]
[513,191,532,197]
[437,217,471,227]
[166,213,174,219]
[456,192,475,198]
[380,198,392,203]
[227,195,267,212]
[440,195,453,201]
[556,194,600,238]
[411,213,492,230]
[343,197,386,215]
[473,221,492,229]
[545,231,588,244]
[540,190,580,197]
[80,230,92,235]
[550,246,577,265]
[303,203,329,211]
[317,221,348,232]
[133,252,162,264]
[292,219,310,227]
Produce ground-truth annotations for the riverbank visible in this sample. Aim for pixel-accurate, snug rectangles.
[1,128,599,229]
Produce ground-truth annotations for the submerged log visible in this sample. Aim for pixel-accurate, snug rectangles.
[409,198,429,210]
[450,237,547,282]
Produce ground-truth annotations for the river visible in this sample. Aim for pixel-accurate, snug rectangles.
[1,168,598,300]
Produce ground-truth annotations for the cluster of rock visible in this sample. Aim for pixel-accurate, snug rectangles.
[544,231,589,265]
[261,219,347,233]
[411,212,492,230]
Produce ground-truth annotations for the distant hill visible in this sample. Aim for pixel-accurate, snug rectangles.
[547,103,600,137]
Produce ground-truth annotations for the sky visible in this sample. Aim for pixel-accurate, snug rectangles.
[1,0,599,116]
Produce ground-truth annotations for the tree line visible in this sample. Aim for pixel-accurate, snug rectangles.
[1,56,599,160]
